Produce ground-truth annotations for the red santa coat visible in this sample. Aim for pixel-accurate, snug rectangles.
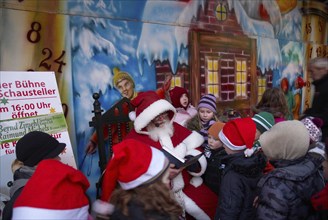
[126,122,218,220]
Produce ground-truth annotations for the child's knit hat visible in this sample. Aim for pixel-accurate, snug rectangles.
[252,111,275,134]
[169,86,188,108]
[208,121,225,138]
[197,94,217,113]
[300,116,323,143]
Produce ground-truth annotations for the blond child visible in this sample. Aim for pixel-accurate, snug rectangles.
[186,94,219,155]
[11,159,23,174]
[12,159,91,220]
[202,121,226,195]
[3,131,66,220]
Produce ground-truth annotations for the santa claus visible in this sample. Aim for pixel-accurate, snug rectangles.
[125,91,218,220]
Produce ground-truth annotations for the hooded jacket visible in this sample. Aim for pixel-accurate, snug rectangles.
[256,155,325,220]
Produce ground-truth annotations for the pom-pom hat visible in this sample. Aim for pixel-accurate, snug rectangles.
[129,91,176,134]
[301,116,323,143]
[219,118,256,151]
[197,94,217,113]
[169,86,189,109]
[93,139,169,215]
[16,131,66,167]
[252,111,275,134]
[12,159,90,219]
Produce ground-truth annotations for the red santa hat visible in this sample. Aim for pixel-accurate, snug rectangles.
[93,139,169,216]
[219,118,256,151]
[12,159,90,220]
[129,91,176,133]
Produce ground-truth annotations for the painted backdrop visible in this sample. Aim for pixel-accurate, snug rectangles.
[1,0,327,200]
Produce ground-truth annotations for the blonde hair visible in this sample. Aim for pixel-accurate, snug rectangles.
[197,113,219,129]
[11,159,24,173]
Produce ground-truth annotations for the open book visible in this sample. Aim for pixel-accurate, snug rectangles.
[162,146,203,169]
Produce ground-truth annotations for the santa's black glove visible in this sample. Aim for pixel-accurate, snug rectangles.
[184,155,201,173]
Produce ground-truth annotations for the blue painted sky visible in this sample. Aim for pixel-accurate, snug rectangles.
[68,0,204,198]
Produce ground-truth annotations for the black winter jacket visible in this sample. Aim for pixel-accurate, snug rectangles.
[203,147,227,195]
[304,73,328,141]
[214,152,266,220]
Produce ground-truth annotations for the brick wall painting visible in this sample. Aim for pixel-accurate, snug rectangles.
[1,0,327,201]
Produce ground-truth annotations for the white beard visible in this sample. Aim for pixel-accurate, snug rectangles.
[147,121,174,142]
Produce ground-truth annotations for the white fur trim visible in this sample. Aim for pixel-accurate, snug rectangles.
[172,173,185,192]
[159,134,175,150]
[186,149,207,176]
[244,148,255,157]
[120,147,166,189]
[182,191,211,220]
[171,142,188,159]
[134,99,176,133]
[190,176,203,187]
[183,131,204,150]
[219,130,246,151]
[13,205,89,220]
[128,111,136,121]
[309,146,326,159]
[92,200,115,216]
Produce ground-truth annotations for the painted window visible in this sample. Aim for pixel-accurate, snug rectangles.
[206,57,220,97]
[257,76,266,103]
[235,59,247,99]
[170,75,182,88]
[215,3,227,21]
